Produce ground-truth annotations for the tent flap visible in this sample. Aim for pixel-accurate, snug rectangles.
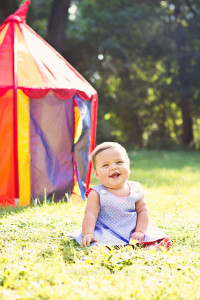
[30,94,74,201]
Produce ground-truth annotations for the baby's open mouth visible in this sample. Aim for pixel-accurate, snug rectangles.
[110,172,120,178]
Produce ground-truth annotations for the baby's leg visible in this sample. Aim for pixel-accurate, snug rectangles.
[145,237,171,251]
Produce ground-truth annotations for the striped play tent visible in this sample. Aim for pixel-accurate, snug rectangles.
[0,1,98,206]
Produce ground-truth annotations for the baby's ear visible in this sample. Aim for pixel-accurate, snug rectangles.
[93,169,99,178]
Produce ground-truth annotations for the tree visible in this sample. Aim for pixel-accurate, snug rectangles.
[47,0,71,53]
[157,0,200,146]
[66,0,200,148]
[0,0,18,23]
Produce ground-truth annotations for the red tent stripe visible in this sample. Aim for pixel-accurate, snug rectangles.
[85,94,98,189]
[0,24,14,87]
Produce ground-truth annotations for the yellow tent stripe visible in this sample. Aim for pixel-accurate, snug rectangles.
[17,90,31,206]
[0,24,9,47]
[74,105,83,144]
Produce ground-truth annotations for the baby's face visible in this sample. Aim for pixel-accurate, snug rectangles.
[94,147,130,190]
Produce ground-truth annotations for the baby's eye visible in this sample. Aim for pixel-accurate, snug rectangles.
[102,164,109,167]
[117,161,123,164]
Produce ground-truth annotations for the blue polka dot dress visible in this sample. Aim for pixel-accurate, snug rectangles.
[71,181,167,246]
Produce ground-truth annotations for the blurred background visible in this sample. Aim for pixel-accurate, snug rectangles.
[1,0,200,150]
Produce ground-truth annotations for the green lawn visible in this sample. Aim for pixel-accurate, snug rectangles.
[0,150,200,300]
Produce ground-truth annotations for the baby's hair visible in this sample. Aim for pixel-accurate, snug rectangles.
[91,142,129,169]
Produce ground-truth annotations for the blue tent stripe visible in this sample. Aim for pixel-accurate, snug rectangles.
[74,156,86,200]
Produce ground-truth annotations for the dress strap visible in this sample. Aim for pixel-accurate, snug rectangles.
[85,188,93,198]
[85,184,104,198]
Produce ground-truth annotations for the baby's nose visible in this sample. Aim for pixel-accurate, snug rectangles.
[111,164,117,170]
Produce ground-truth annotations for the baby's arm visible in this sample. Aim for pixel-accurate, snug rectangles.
[130,196,149,243]
[81,190,100,247]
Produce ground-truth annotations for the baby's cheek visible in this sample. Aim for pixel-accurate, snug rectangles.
[102,170,108,176]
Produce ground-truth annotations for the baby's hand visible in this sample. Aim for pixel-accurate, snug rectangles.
[81,234,98,247]
[130,231,145,243]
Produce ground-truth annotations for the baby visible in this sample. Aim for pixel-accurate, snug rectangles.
[72,142,171,250]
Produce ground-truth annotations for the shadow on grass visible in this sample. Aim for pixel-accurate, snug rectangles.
[0,204,31,218]
[0,199,69,219]
[59,236,87,264]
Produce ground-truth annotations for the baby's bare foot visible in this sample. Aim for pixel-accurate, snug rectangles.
[157,237,171,250]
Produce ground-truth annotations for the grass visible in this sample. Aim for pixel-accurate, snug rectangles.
[0,150,200,300]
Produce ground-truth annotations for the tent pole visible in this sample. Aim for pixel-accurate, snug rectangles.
[11,22,19,200]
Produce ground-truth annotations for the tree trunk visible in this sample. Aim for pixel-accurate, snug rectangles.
[130,111,143,147]
[47,0,71,54]
[180,98,193,146]
[174,7,194,147]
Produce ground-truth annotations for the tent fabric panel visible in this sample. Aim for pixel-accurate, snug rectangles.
[17,90,31,206]
[15,24,46,88]
[0,24,14,87]
[0,23,9,46]
[72,101,83,197]
[30,94,74,201]
[21,25,69,88]
[0,90,15,206]
[20,24,96,98]
[0,88,10,97]
[74,95,92,192]
[0,23,5,32]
